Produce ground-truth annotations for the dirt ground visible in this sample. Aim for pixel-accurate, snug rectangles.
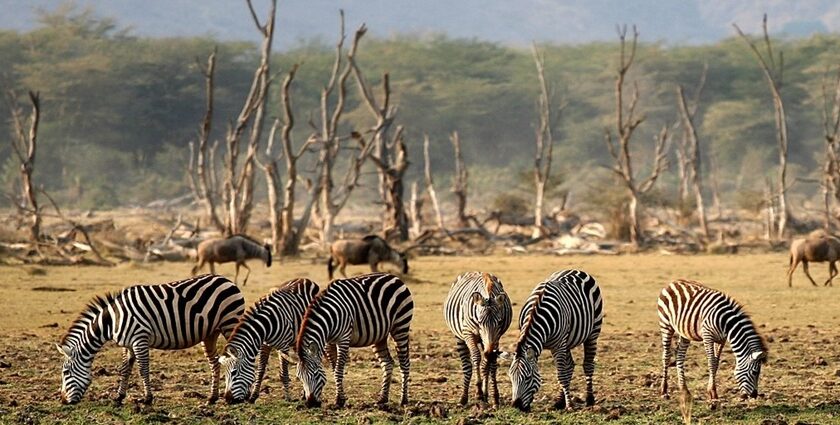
[0,253,838,424]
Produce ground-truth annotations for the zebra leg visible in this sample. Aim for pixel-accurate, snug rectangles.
[660,326,674,399]
[702,336,720,409]
[675,337,690,392]
[250,345,272,403]
[278,351,292,401]
[373,341,394,407]
[552,348,575,411]
[487,352,500,408]
[455,339,472,406]
[132,339,154,405]
[394,331,411,406]
[466,337,485,402]
[582,336,599,407]
[114,347,135,405]
[202,334,222,404]
[333,340,350,408]
[325,343,338,373]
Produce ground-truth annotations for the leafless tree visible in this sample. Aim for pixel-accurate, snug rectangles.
[423,134,445,229]
[821,65,840,231]
[604,25,669,246]
[734,15,789,239]
[675,63,710,239]
[531,44,561,238]
[409,181,423,238]
[451,131,470,228]
[6,90,41,242]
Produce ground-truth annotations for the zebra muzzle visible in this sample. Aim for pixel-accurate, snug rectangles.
[305,396,322,408]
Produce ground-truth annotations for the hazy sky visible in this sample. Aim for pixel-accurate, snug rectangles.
[1,0,837,47]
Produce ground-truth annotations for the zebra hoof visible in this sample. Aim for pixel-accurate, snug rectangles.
[661,393,670,400]
[458,396,468,406]
[585,394,596,407]
[708,400,720,410]
[334,397,346,409]
[553,399,566,410]
[400,397,409,407]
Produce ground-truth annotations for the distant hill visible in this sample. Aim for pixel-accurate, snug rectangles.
[0,0,837,48]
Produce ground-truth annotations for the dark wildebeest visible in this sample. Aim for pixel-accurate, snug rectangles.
[787,230,840,287]
[192,235,271,285]
[327,235,408,280]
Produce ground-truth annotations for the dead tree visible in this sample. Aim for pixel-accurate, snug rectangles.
[423,134,445,229]
[675,64,710,239]
[451,131,470,228]
[348,39,408,241]
[531,44,561,238]
[409,181,423,238]
[188,48,224,232]
[734,15,789,239]
[604,26,669,246]
[312,15,378,245]
[7,90,41,243]
[820,66,840,231]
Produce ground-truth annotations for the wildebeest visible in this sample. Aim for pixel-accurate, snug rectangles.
[192,234,271,285]
[327,235,408,280]
[787,230,840,287]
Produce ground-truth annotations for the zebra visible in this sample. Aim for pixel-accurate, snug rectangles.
[56,274,245,405]
[657,279,768,407]
[507,269,603,412]
[443,271,512,407]
[219,278,320,404]
[289,272,413,408]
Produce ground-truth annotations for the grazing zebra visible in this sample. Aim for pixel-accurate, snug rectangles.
[219,278,320,404]
[443,271,512,407]
[658,279,768,407]
[192,234,272,285]
[507,269,603,412]
[291,272,413,408]
[56,274,245,405]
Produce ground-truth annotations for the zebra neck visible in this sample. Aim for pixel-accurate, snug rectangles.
[720,308,762,357]
[228,315,269,359]
[69,306,114,357]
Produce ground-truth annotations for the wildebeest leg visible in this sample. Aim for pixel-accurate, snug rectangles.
[240,262,252,286]
[233,263,240,285]
[209,262,216,275]
[787,255,800,287]
[339,260,348,278]
[802,261,818,286]
[825,261,837,286]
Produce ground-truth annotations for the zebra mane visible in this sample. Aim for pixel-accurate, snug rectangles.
[59,292,116,346]
[515,283,548,353]
[295,285,332,352]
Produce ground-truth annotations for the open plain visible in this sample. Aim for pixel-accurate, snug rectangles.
[0,253,839,424]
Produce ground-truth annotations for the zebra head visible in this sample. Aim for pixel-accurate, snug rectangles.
[220,348,256,404]
[295,342,326,408]
[471,292,508,353]
[734,350,766,398]
[56,343,92,405]
[508,345,542,411]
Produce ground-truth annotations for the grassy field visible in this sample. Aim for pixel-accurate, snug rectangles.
[0,253,839,424]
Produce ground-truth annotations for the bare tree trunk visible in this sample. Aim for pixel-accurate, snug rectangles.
[820,65,840,231]
[7,90,41,242]
[604,26,669,246]
[676,85,709,239]
[423,134,445,229]
[709,152,723,219]
[190,48,225,232]
[734,15,789,240]
[451,131,470,228]
[531,44,559,239]
[409,181,422,238]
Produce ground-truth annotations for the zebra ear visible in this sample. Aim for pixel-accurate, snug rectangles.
[306,342,319,357]
[525,347,538,361]
[493,293,507,306]
[56,343,71,358]
[471,291,485,305]
[497,351,513,362]
[751,351,766,362]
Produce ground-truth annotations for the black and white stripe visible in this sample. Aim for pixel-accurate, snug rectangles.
[220,278,320,404]
[56,274,245,405]
[658,279,768,405]
[294,272,413,408]
[508,269,603,412]
[444,271,512,406]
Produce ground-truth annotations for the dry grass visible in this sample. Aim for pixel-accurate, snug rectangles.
[0,253,839,424]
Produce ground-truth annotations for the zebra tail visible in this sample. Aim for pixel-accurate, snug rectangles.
[263,243,272,267]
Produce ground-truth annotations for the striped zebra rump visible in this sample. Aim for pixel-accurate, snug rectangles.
[508,269,603,412]
[657,279,768,403]
[444,271,512,406]
[220,278,320,403]
[57,274,245,405]
[294,272,414,408]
